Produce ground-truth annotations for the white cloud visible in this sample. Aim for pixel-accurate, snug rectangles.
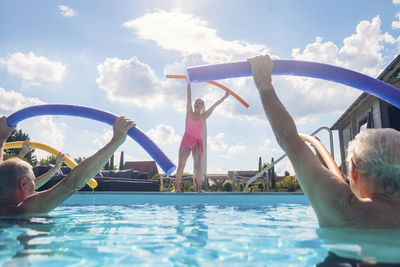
[146,123,180,145]
[292,16,394,77]
[96,9,268,113]
[294,115,317,125]
[0,52,66,85]
[228,143,246,154]
[123,9,269,63]
[58,5,76,17]
[208,133,246,156]
[208,132,228,152]
[91,129,113,148]
[0,87,66,158]
[102,129,113,142]
[393,12,400,29]
[101,11,397,122]
[275,158,295,176]
[258,138,282,156]
[284,16,398,115]
[92,138,102,148]
[394,0,400,4]
[96,56,166,107]
[207,164,224,174]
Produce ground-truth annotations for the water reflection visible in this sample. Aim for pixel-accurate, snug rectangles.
[171,205,209,266]
[0,217,55,266]
[317,228,400,266]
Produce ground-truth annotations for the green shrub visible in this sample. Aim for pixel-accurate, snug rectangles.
[223,180,233,192]
[276,176,300,192]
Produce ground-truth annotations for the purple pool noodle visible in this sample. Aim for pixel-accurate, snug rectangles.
[186,60,400,109]
[7,104,176,175]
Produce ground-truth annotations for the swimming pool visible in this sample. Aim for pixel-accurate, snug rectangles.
[0,193,399,266]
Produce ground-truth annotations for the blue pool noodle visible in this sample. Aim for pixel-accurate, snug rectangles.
[186,60,400,109]
[7,105,176,175]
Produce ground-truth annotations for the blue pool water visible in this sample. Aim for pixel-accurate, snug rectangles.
[0,193,399,266]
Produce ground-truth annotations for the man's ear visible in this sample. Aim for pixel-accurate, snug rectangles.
[350,159,360,185]
[18,177,29,193]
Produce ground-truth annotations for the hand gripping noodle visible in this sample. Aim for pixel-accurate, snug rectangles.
[6,104,176,175]
[186,60,400,109]
[4,141,98,189]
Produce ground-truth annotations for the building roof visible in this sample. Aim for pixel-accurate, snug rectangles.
[331,55,400,130]
[123,161,158,178]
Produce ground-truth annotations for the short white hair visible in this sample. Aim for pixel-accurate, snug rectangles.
[347,128,400,192]
[0,158,33,193]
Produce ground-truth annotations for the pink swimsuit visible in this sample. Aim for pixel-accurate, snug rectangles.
[180,113,204,154]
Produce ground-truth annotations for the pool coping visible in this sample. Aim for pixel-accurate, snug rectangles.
[75,191,305,195]
[63,192,309,206]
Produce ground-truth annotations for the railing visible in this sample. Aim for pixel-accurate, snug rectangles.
[244,126,334,192]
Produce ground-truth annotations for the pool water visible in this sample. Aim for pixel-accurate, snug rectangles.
[0,193,399,266]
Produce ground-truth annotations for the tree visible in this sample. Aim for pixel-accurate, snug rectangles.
[284,170,291,177]
[110,154,115,170]
[119,151,124,170]
[103,159,110,170]
[74,156,86,164]
[276,175,300,192]
[4,128,37,166]
[39,155,67,166]
[223,180,233,192]
[39,155,57,166]
[270,157,276,191]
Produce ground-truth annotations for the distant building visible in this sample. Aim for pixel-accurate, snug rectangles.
[227,170,285,184]
[123,161,158,179]
[331,55,400,174]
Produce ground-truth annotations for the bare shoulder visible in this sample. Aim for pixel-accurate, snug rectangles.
[337,194,400,228]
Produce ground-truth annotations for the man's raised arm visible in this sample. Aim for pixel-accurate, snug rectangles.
[248,55,352,227]
[17,116,136,215]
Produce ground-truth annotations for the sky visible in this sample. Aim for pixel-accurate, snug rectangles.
[1,0,400,176]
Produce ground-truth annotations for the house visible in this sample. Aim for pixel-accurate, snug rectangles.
[122,160,159,179]
[331,55,400,174]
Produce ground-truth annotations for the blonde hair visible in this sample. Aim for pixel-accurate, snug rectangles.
[347,128,400,193]
[0,158,32,193]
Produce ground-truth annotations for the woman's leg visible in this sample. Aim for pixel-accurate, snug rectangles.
[192,146,203,192]
[174,145,191,192]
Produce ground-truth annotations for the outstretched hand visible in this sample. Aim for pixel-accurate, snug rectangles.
[19,140,32,159]
[112,116,136,145]
[247,55,274,91]
[54,152,66,169]
[0,116,16,142]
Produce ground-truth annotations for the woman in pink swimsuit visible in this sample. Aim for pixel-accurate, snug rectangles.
[174,82,229,192]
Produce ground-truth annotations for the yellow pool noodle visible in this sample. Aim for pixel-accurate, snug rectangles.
[4,141,98,189]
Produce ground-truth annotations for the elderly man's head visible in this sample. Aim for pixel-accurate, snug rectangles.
[347,128,400,196]
[0,158,35,199]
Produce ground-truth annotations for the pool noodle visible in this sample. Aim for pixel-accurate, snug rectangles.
[6,105,176,175]
[299,134,343,180]
[186,60,400,109]
[165,74,249,108]
[4,141,98,188]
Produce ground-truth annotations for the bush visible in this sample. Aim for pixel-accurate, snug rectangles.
[276,176,300,192]
[151,173,168,191]
[223,180,233,192]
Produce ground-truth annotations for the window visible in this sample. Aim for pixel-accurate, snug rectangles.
[358,108,374,133]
